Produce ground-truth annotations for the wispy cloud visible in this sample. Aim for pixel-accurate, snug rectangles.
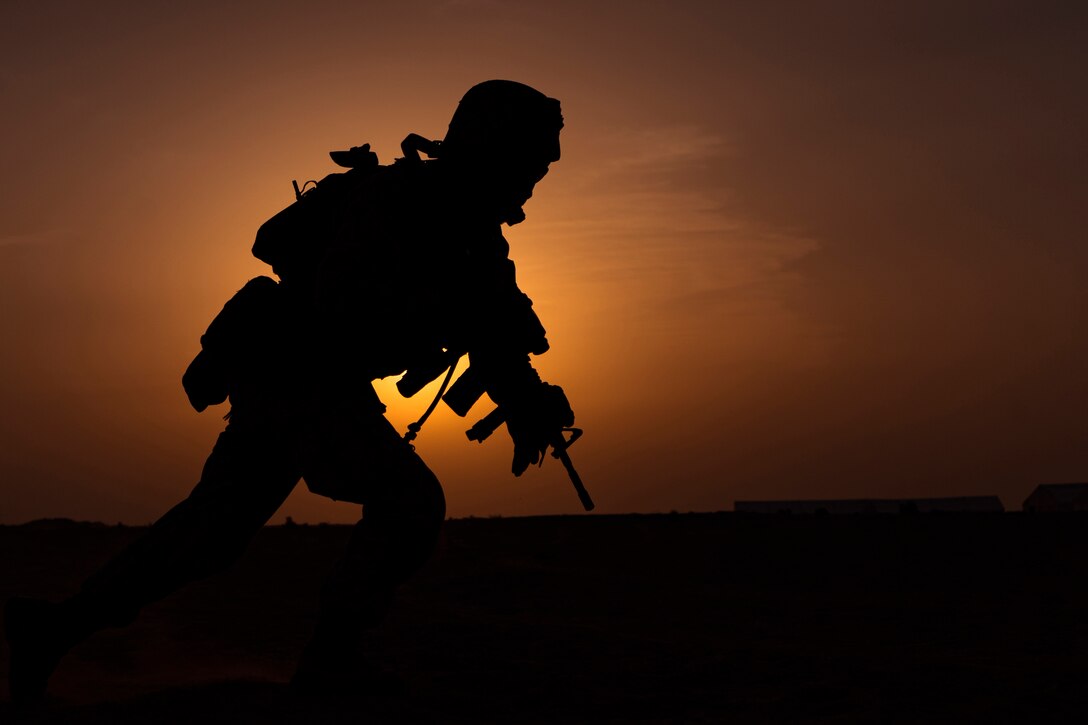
[0,229,70,249]
[529,124,819,316]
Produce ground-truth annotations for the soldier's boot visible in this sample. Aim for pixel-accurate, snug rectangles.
[4,596,98,708]
[290,617,405,697]
[291,550,405,698]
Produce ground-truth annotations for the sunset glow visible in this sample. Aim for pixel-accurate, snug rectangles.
[2,1,1086,523]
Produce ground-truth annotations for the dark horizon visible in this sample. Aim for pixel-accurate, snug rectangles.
[3,511,1086,720]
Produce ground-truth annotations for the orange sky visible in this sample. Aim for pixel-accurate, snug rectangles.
[2,1,1086,523]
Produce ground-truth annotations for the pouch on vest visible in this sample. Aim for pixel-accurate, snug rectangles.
[252,144,380,283]
[182,276,282,412]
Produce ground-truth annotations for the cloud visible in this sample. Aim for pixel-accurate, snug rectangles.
[530,123,820,334]
[0,229,70,248]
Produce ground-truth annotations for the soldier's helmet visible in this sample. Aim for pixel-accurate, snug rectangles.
[441,80,563,166]
[439,80,563,223]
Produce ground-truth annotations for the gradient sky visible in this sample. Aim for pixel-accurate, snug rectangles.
[2,1,1086,523]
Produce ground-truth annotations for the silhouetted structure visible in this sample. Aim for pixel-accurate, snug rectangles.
[1022,483,1088,512]
[735,496,1005,514]
[5,80,583,707]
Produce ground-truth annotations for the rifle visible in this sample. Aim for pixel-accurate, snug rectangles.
[400,356,594,512]
[466,407,595,512]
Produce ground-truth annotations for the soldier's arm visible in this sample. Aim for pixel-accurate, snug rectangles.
[456,240,576,475]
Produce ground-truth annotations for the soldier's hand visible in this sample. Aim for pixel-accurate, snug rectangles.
[506,383,574,476]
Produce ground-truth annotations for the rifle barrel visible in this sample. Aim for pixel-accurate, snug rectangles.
[554,442,595,511]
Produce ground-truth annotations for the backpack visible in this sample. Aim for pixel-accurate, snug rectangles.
[252,143,381,284]
[251,135,441,284]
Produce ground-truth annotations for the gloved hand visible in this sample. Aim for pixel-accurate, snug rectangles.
[505,383,575,476]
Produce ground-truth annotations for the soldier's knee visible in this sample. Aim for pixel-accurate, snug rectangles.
[406,467,446,538]
[410,466,446,528]
[374,459,445,528]
[363,466,445,574]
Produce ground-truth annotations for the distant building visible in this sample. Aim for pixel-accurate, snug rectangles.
[734,496,1005,515]
[1022,483,1088,513]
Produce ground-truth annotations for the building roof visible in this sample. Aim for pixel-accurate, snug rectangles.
[1026,483,1088,505]
[734,496,1004,514]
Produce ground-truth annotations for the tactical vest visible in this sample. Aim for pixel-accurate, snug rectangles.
[182,139,548,416]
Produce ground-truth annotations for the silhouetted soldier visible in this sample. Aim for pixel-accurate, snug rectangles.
[5,80,577,705]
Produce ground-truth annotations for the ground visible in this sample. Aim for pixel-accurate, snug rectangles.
[1,513,1086,723]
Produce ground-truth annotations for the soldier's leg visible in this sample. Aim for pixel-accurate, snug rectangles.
[5,422,302,705]
[76,424,302,623]
[296,413,446,680]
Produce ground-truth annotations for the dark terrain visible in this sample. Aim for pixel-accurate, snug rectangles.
[2,512,1086,723]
